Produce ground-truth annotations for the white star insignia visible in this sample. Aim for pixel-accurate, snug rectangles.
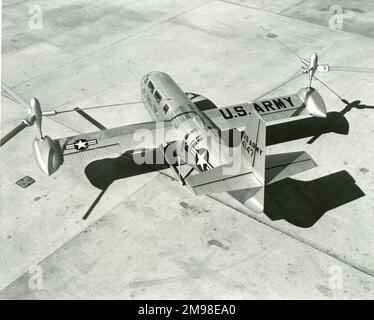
[75,139,88,150]
[196,151,207,167]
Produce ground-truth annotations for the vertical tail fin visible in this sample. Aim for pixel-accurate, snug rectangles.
[228,110,266,212]
[240,110,266,183]
[185,111,266,207]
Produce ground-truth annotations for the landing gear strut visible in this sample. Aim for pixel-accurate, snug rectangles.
[159,144,195,186]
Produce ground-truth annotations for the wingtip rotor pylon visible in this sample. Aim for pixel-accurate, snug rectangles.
[297,87,327,118]
[30,97,43,139]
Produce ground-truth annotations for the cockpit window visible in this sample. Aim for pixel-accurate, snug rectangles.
[154,90,162,104]
[147,81,155,93]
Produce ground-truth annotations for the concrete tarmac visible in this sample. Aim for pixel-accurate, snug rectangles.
[1,0,374,299]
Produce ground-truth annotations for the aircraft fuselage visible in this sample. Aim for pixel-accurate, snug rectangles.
[140,72,231,172]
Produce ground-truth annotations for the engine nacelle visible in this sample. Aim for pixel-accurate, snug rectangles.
[297,87,327,118]
[33,136,62,175]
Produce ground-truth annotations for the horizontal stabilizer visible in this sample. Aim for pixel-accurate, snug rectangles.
[229,187,264,212]
[265,151,317,185]
[185,165,262,196]
[260,106,308,122]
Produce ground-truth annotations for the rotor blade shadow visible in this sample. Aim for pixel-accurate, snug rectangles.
[185,92,218,111]
[266,111,349,146]
[305,99,374,143]
[340,99,374,115]
[82,187,108,220]
[264,170,365,228]
[74,108,107,130]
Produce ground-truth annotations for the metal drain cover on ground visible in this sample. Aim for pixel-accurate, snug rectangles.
[16,176,36,188]
[265,32,277,38]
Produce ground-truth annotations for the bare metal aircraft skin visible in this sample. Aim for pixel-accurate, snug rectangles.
[3,26,371,213]
[11,68,327,213]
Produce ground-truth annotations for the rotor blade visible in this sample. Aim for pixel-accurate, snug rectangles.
[42,99,171,116]
[252,71,304,102]
[328,66,374,73]
[260,26,304,62]
[0,121,28,146]
[314,76,344,102]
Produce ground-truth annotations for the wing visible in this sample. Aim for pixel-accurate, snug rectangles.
[203,93,308,133]
[56,121,177,164]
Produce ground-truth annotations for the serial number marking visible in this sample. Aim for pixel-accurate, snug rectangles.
[242,133,263,156]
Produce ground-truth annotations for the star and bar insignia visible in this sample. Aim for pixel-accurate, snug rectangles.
[65,139,98,151]
[195,148,212,172]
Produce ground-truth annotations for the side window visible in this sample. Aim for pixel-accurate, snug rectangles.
[147,81,155,94]
[163,104,169,114]
[154,90,162,104]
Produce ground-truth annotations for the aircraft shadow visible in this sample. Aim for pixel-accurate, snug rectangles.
[84,151,168,190]
[266,111,349,145]
[263,170,365,228]
[82,152,168,219]
[85,155,364,228]
[266,99,374,146]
